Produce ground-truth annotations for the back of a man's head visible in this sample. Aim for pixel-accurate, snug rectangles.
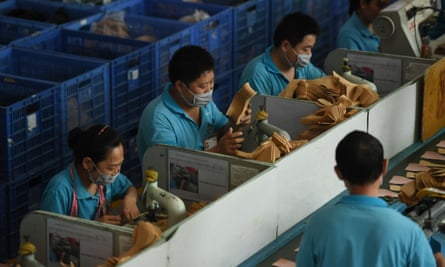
[335,130,384,185]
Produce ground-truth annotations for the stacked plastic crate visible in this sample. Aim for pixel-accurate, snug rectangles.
[62,11,193,186]
[300,0,350,69]
[201,0,268,101]
[0,73,59,260]
[0,16,55,46]
[0,46,110,261]
[14,27,154,173]
[0,0,100,25]
[113,0,234,113]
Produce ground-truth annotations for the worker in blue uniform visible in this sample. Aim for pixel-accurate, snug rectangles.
[337,0,390,52]
[137,45,251,161]
[297,130,436,267]
[238,12,325,96]
[41,125,139,225]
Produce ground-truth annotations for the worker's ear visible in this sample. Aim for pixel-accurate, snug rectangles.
[280,40,291,51]
[334,165,343,181]
[381,159,388,176]
[82,157,94,172]
[174,80,183,90]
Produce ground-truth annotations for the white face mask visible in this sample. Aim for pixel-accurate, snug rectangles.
[295,53,312,68]
[284,47,312,69]
[89,162,119,185]
[180,83,213,107]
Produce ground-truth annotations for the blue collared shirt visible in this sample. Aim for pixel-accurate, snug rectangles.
[337,12,380,52]
[297,194,435,267]
[238,46,325,96]
[137,83,228,160]
[40,164,133,220]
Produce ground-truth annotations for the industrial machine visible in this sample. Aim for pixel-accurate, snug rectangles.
[373,0,442,57]
[249,107,291,145]
[139,169,187,228]
[402,195,445,253]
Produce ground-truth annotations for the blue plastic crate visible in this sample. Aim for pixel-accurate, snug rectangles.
[0,15,55,46]
[301,0,330,21]
[213,71,234,113]
[310,17,334,69]
[330,0,349,17]
[0,0,98,25]
[0,183,9,262]
[331,13,349,48]
[0,74,60,183]
[36,0,142,12]
[204,0,267,70]
[191,7,233,75]
[154,28,195,95]
[122,0,229,21]
[202,0,268,69]
[120,127,142,188]
[63,12,191,42]
[231,0,268,69]
[3,165,58,261]
[124,0,233,86]
[0,47,111,166]
[269,0,295,42]
[14,28,156,134]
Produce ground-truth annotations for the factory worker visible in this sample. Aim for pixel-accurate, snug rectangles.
[238,12,325,96]
[337,0,391,52]
[297,130,436,267]
[137,45,251,161]
[40,125,139,225]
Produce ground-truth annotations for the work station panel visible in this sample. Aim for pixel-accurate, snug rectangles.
[274,110,368,235]
[324,48,435,96]
[368,79,421,159]
[166,166,278,267]
[141,144,273,201]
[20,210,134,266]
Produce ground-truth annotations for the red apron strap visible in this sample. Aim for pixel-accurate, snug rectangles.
[69,166,78,217]
[96,185,106,218]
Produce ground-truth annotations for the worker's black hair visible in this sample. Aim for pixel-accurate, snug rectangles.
[68,124,123,164]
[273,12,320,47]
[335,130,384,185]
[349,0,373,15]
[168,45,215,86]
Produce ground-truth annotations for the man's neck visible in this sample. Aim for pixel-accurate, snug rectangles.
[347,181,381,197]
[270,47,295,81]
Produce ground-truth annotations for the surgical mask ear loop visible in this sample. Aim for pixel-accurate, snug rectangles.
[179,82,196,107]
[282,47,294,68]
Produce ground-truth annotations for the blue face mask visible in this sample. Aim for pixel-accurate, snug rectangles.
[180,83,213,107]
[89,162,119,185]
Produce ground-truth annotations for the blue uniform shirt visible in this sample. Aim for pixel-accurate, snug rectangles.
[40,164,133,220]
[297,195,436,267]
[337,12,380,52]
[238,46,325,96]
[137,83,228,160]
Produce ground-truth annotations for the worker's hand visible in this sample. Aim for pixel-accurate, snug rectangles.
[97,214,122,225]
[121,196,140,223]
[211,127,244,155]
